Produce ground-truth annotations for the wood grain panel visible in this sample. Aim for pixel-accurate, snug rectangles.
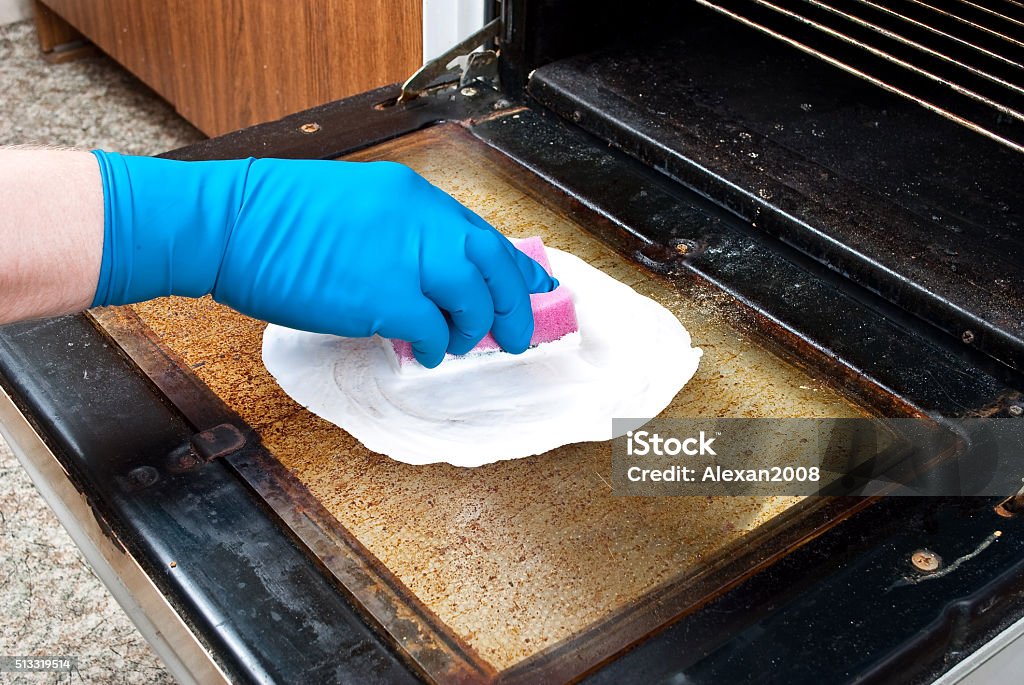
[167,0,422,136]
[36,0,422,136]
[33,0,83,52]
[40,0,177,101]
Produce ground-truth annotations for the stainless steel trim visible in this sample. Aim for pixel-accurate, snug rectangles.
[931,611,1024,684]
[0,386,231,685]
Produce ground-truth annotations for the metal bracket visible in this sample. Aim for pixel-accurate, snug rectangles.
[398,17,502,104]
[461,50,499,89]
[119,423,248,491]
[191,423,247,462]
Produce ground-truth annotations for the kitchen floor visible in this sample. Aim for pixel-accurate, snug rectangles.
[0,18,203,683]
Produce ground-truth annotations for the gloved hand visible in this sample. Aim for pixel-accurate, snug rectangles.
[90,152,557,368]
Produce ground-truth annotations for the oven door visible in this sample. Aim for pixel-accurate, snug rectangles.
[0,53,1022,685]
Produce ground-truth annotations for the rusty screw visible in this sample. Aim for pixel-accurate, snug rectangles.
[911,549,942,573]
[299,122,321,134]
[126,465,159,490]
[1009,405,1023,417]
[962,330,975,344]
[177,451,200,470]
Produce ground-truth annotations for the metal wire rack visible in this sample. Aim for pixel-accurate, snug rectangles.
[692,0,1024,152]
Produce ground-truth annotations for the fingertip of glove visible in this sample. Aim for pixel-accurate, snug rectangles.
[411,339,448,366]
[538,276,559,294]
[412,345,445,369]
[494,317,534,355]
[514,251,557,294]
[503,339,530,355]
[446,332,481,357]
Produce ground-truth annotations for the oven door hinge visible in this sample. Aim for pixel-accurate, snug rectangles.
[398,17,502,104]
[190,423,247,463]
[167,423,248,475]
[118,424,248,492]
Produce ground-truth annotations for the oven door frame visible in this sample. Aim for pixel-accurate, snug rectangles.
[1,81,1023,685]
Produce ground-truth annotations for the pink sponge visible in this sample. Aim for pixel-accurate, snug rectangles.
[389,237,578,368]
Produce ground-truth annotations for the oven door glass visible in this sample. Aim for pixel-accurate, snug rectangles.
[95,123,896,683]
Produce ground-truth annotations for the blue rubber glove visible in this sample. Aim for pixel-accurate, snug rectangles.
[90,152,557,368]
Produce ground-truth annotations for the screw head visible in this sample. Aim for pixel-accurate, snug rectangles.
[299,122,321,134]
[1009,405,1023,417]
[460,87,479,97]
[178,451,200,469]
[962,330,975,344]
[911,549,942,573]
[127,465,159,489]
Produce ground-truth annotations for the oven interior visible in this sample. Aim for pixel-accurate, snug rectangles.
[509,0,1023,375]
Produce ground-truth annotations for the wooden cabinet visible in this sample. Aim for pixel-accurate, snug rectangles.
[34,0,423,136]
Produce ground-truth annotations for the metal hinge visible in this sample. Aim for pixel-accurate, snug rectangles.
[117,423,248,492]
[398,17,502,104]
[190,423,247,462]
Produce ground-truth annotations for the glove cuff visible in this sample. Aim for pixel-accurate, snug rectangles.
[90,151,253,307]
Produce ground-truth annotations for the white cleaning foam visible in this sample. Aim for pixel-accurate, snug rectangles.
[262,248,702,467]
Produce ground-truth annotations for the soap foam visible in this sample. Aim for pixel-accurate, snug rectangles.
[262,248,702,467]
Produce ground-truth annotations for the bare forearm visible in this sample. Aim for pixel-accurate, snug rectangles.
[0,149,103,323]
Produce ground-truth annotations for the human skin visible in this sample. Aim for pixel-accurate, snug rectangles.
[0,149,104,322]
